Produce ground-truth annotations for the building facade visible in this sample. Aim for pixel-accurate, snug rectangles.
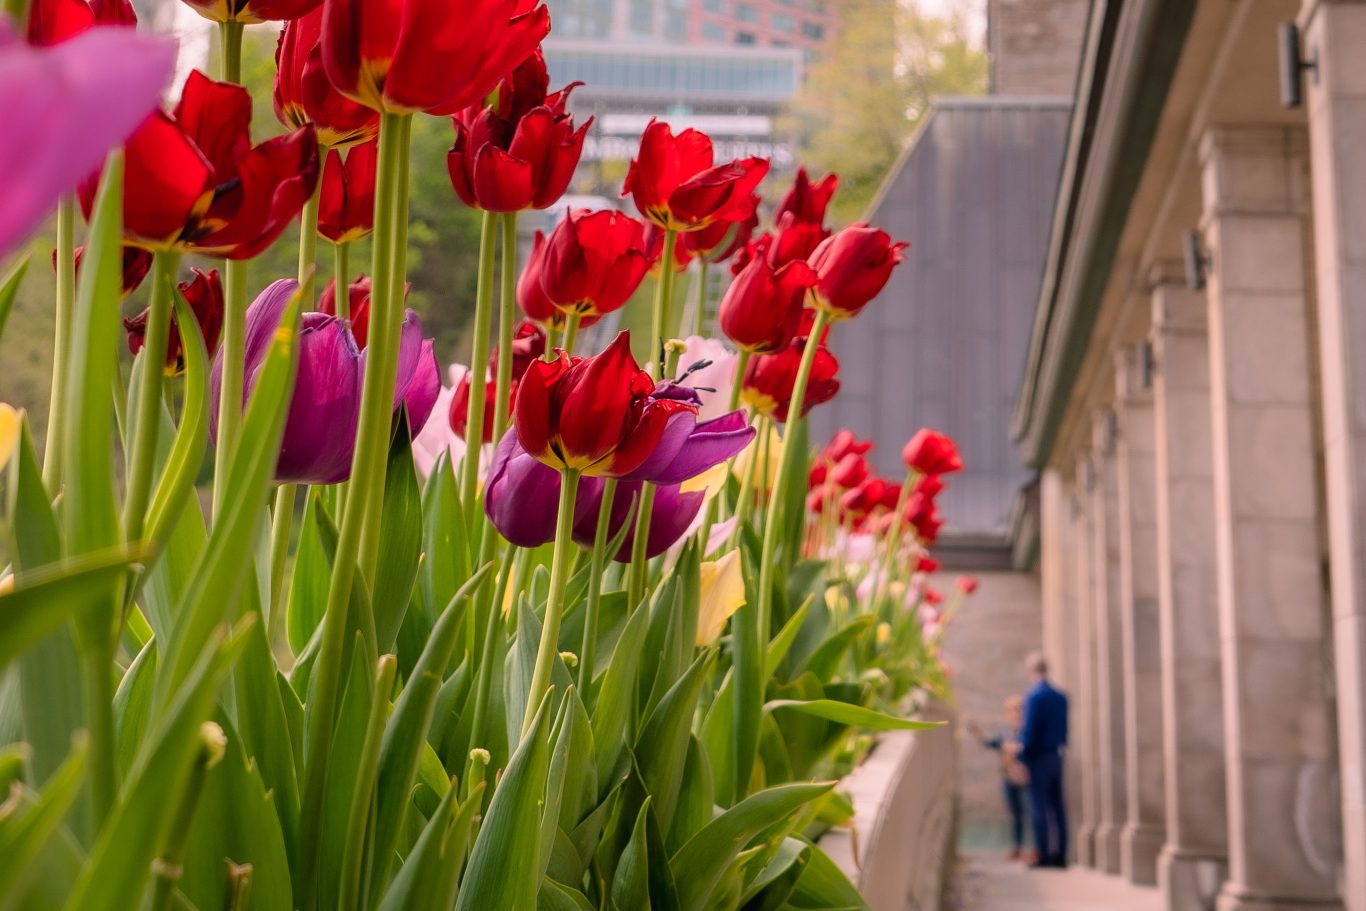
[1013,1,1366,909]
[546,0,835,57]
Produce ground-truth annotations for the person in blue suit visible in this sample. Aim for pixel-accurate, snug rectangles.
[1016,651,1069,868]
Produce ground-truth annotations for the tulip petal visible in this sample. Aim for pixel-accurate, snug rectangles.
[3,28,175,257]
[198,126,321,260]
[118,112,214,250]
[471,143,534,213]
[174,70,253,184]
[276,314,362,484]
[210,278,298,434]
[403,339,440,435]
[484,431,562,547]
[574,481,704,563]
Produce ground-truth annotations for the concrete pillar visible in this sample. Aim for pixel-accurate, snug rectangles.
[1073,466,1101,868]
[1113,347,1166,885]
[1150,267,1230,911]
[1298,4,1366,907]
[1090,411,1128,875]
[1199,126,1343,911]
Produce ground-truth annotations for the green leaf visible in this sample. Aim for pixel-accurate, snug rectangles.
[317,640,378,911]
[379,781,484,911]
[153,282,305,709]
[142,285,212,551]
[798,615,876,681]
[666,736,713,856]
[112,637,156,782]
[179,716,293,911]
[373,413,424,652]
[287,490,331,654]
[590,599,649,794]
[669,782,835,911]
[0,256,28,344]
[0,547,143,670]
[785,838,868,910]
[370,564,491,901]
[738,835,809,907]
[538,880,596,911]
[765,595,813,679]
[419,454,470,625]
[611,798,653,911]
[635,651,713,837]
[6,417,84,787]
[454,693,555,911]
[0,734,87,906]
[63,620,251,911]
[765,699,943,731]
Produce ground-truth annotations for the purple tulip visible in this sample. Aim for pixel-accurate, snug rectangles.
[573,479,704,562]
[0,24,176,258]
[484,398,755,551]
[210,279,438,484]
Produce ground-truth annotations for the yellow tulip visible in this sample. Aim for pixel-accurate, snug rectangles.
[0,404,20,473]
[696,549,746,646]
[681,460,729,501]
[733,423,784,491]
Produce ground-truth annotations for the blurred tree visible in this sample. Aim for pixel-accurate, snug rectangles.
[791,0,988,222]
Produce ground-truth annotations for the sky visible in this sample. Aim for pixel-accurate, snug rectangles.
[911,0,987,46]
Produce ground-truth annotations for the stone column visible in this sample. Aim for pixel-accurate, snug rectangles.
[1090,411,1128,875]
[1150,267,1230,911]
[1073,465,1100,868]
[1199,126,1343,911]
[1298,4,1366,908]
[1114,347,1166,885]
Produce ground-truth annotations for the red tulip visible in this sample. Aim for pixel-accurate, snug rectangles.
[902,428,963,475]
[56,244,152,298]
[622,120,769,232]
[917,555,941,574]
[718,255,815,354]
[450,321,546,442]
[822,429,873,464]
[957,575,978,595]
[320,0,549,115]
[275,8,379,149]
[81,70,320,260]
[924,587,944,606]
[515,331,696,477]
[535,210,651,318]
[829,452,869,489]
[446,50,590,213]
[809,223,908,320]
[27,0,135,45]
[768,211,830,268]
[681,192,759,264]
[774,167,838,226]
[124,268,224,375]
[839,477,888,522]
[180,0,319,24]
[741,334,840,424]
[317,140,377,243]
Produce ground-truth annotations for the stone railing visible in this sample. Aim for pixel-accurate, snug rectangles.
[817,710,958,911]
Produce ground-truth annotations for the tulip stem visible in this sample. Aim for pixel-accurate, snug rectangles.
[625,482,657,612]
[42,196,76,492]
[268,483,297,653]
[578,478,616,694]
[491,211,518,445]
[218,20,243,83]
[727,349,752,413]
[693,260,709,337]
[869,468,917,621]
[651,228,678,378]
[735,309,831,800]
[461,211,498,521]
[123,253,178,544]
[297,147,325,287]
[522,468,579,738]
[299,111,411,911]
[469,543,516,759]
[211,19,245,502]
[562,313,581,357]
[333,242,350,316]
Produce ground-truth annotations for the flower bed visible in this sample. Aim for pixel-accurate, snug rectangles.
[0,3,974,908]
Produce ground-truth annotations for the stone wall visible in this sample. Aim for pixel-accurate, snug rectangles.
[988,0,1089,96]
[938,569,1044,850]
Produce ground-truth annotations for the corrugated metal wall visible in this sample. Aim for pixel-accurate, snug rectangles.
[810,98,1070,540]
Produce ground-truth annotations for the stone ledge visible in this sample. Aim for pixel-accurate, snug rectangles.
[817,710,959,911]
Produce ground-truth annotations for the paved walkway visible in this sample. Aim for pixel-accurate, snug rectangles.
[950,853,1163,911]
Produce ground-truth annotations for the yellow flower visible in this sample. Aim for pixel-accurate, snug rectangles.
[696,549,746,646]
[681,461,729,501]
[733,423,784,492]
[876,622,892,645]
[0,404,20,473]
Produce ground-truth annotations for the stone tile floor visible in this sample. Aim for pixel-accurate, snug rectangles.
[947,852,1163,911]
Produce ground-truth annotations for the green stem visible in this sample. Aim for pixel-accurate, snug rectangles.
[297,111,411,911]
[521,468,579,738]
[693,259,709,337]
[150,728,222,911]
[562,312,581,357]
[650,228,678,378]
[491,211,518,445]
[869,468,918,619]
[123,252,178,543]
[268,484,298,652]
[468,543,515,756]
[461,211,498,520]
[736,310,831,799]
[42,196,76,491]
[219,20,242,82]
[210,21,244,519]
[727,348,752,412]
[578,478,616,692]
[730,414,767,534]
[333,242,351,316]
[83,640,115,831]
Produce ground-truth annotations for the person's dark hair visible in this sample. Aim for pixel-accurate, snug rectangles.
[1026,651,1048,677]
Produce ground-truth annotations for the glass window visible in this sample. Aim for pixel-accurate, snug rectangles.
[701,21,726,41]
[772,12,795,32]
[734,30,756,44]
[734,3,757,23]
[802,20,824,39]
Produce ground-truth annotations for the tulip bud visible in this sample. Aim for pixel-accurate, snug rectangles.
[808,223,908,320]
[902,428,964,475]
